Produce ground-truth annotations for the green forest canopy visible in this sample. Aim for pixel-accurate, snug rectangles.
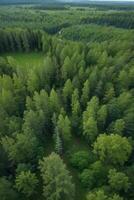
[0,4,134,200]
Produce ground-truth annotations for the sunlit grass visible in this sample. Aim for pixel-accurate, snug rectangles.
[2,52,45,68]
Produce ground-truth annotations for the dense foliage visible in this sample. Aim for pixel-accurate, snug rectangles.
[0,4,134,33]
[0,3,134,200]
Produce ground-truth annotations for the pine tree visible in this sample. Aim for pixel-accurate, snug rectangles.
[39,153,75,200]
[55,126,62,155]
[71,89,81,130]
[50,88,60,114]
[81,79,90,107]
[57,114,71,143]
[61,56,72,80]
[63,79,73,110]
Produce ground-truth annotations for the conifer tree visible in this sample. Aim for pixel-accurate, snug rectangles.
[55,126,63,155]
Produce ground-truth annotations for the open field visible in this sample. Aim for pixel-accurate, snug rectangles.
[2,52,45,68]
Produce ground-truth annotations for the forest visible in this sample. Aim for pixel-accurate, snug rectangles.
[0,2,134,200]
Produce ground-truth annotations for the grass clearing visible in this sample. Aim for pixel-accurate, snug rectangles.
[2,52,45,68]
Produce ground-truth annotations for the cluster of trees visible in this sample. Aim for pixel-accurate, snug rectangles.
[1,5,134,36]
[60,24,134,42]
[0,0,55,5]
[0,6,74,33]
[81,12,134,29]
[0,19,134,200]
[0,28,43,53]
[86,4,134,11]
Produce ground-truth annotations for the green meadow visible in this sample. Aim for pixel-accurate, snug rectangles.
[2,52,45,68]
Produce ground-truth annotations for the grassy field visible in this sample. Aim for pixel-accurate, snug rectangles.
[2,52,45,68]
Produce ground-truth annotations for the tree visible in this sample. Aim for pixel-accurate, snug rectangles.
[14,31,23,52]
[50,88,60,114]
[108,169,130,192]
[80,169,95,189]
[98,50,108,66]
[78,66,85,84]
[109,194,124,200]
[24,90,51,136]
[97,105,107,130]
[27,69,39,93]
[39,152,75,200]
[0,57,13,76]
[61,56,72,80]
[42,33,50,53]
[0,107,8,137]
[117,91,133,113]
[107,99,120,122]
[118,70,129,90]
[22,31,30,52]
[124,107,134,138]
[15,170,38,197]
[104,84,115,102]
[0,88,16,116]
[55,126,63,155]
[71,89,81,130]
[81,79,90,107]
[41,56,55,90]
[1,133,39,164]
[0,177,18,200]
[83,116,98,143]
[95,80,104,98]
[57,114,71,143]
[60,45,71,65]
[83,96,99,142]
[13,73,27,116]
[93,134,132,165]
[62,79,73,110]
[113,119,125,135]
[89,161,108,186]
[83,96,99,119]
[70,150,90,170]
[88,67,98,92]
[86,190,123,200]
[86,189,107,200]
[23,109,45,138]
